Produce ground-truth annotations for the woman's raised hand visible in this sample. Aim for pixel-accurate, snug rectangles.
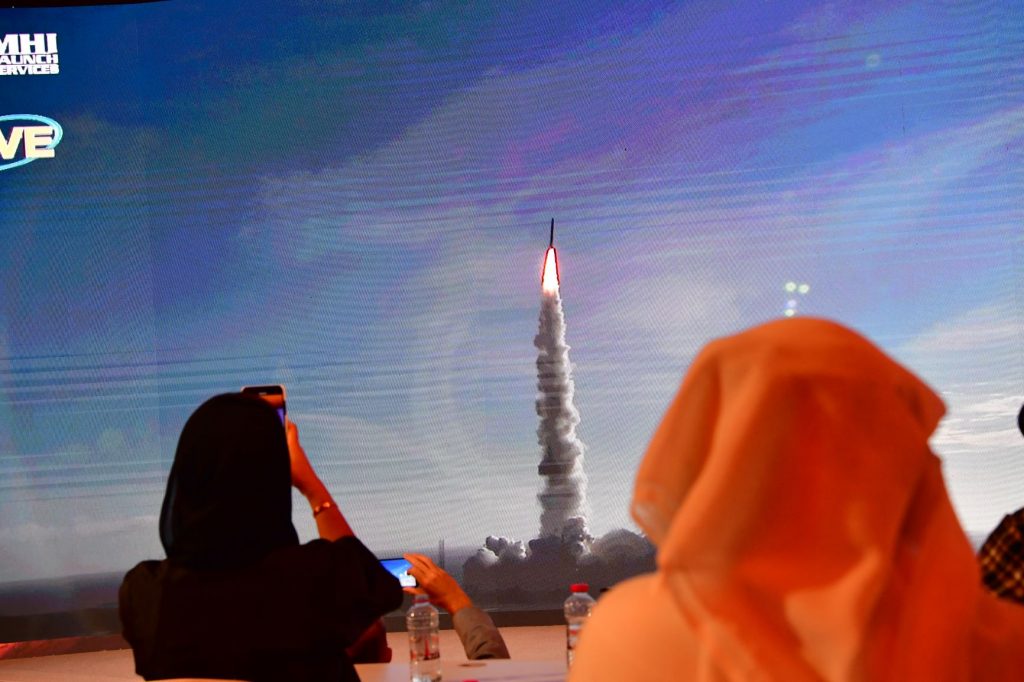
[286,420,320,497]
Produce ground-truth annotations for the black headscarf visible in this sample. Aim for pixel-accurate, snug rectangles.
[159,393,299,570]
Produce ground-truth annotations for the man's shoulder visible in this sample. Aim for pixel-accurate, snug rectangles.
[586,573,669,634]
[570,573,699,681]
[593,573,661,607]
[980,508,1024,554]
[978,507,1024,604]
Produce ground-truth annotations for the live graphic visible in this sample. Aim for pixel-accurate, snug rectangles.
[0,115,63,172]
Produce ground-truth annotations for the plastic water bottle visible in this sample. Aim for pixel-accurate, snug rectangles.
[564,583,595,667]
[407,594,442,682]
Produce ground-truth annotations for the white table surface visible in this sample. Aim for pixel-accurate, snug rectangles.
[0,649,565,682]
[356,659,565,682]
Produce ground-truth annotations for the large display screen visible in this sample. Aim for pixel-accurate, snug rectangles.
[1,0,1021,640]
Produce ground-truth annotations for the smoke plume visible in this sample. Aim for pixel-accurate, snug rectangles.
[460,238,655,605]
[534,285,588,538]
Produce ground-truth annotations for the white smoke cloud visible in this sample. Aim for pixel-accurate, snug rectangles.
[462,525,655,604]
[534,286,589,538]
[462,267,655,604]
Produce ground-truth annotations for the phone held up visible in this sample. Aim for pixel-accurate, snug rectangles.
[380,557,417,588]
[241,384,287,425]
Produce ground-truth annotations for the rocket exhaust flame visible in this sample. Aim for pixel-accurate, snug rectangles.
[541,247,559,293]
[541,218,559,293]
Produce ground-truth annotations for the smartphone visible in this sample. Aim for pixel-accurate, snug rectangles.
[381,557,417,588]
[241,384,287,424]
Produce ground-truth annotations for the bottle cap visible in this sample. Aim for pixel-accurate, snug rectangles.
[413,593,430,603]
[570,583,590,593]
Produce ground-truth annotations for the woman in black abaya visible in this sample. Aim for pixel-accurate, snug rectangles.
[119,393,402,682]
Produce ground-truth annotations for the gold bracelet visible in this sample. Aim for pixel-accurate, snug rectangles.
[313,499,335,517]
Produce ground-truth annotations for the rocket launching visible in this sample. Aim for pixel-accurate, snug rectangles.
[534,219,588,538]
[541,219,560,292]
[461,221,655,600]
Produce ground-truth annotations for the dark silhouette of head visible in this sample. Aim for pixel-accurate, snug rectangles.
[159,393,298,570]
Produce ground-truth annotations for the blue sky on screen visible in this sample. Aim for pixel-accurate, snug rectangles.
[0,0,1021,581]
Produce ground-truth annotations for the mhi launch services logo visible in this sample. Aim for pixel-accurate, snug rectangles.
[0,33,59,76]
[0,115,63,172]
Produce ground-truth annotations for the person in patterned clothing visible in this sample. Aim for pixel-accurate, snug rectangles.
[977,403,1024,605]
